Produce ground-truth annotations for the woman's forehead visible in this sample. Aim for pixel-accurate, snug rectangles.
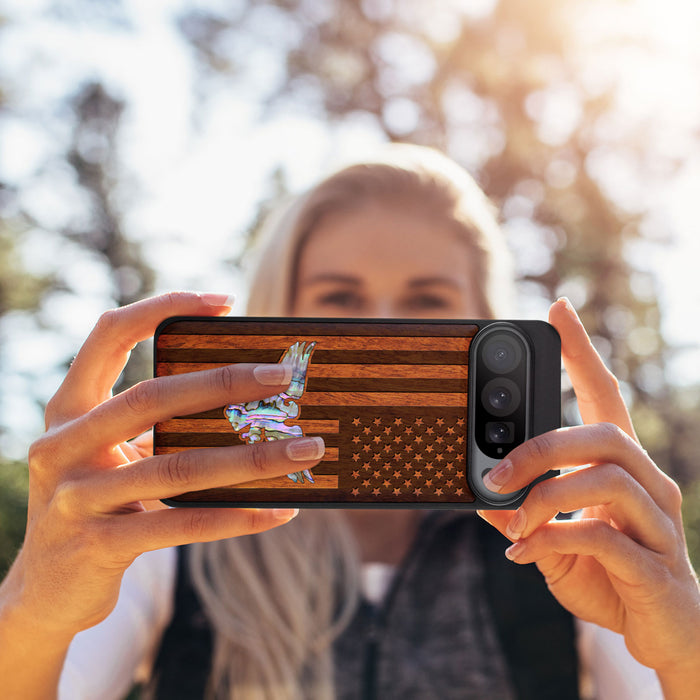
[297,203,472,276]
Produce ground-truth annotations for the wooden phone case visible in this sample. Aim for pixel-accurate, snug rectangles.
[154,317,560,508]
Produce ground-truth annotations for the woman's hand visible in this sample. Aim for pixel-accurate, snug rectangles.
[478,298,700,695]
[1,292,325,642]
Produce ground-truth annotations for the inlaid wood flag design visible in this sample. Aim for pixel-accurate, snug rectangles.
[154,319,479,505]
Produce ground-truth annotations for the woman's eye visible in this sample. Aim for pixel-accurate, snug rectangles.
[316,290,365,310]
[402,294,450,311]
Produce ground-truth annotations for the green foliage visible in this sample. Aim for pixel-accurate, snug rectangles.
[0,460,28,577]
[63,81,157,393]
[682,478,700,572]
[0,223,54,316]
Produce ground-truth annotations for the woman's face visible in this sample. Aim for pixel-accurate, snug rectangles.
[292,202,485,319]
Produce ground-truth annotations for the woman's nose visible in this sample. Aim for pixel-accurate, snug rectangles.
[367,300,398,318]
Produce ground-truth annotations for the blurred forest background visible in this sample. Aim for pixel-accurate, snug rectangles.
[1,0,700,575]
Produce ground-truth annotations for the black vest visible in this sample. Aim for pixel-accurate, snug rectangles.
[148,514,579,699]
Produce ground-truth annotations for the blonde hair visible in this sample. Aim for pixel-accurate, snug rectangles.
[189,512,359,700]
[189,145,514,699]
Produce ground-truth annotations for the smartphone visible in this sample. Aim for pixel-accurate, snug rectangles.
[154,317,560,509]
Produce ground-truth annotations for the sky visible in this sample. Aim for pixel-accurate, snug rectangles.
[1,0,700,456]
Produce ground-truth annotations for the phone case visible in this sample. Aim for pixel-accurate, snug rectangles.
[154,317,560,509]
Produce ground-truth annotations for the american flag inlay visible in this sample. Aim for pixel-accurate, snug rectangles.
[154,318,479,505]
[346,415,468,499]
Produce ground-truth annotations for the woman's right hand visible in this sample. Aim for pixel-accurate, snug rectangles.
[1,292,324,641]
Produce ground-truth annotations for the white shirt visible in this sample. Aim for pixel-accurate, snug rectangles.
[59,548,663,700]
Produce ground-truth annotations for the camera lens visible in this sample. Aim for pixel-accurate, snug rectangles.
[482,334,522,374]
[486,421,514,443]
[489,387,511,411]
[481,378,521,417]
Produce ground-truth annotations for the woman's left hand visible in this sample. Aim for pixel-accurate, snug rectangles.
[478,298,700,695]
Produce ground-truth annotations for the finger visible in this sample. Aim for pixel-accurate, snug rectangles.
[85,436,325,508]
[119,441,144,462]
[109,506,300,557]
[503,464,676,554]
[504,518,662,587]
[548,298,636,439]
[128,430,153,459]
[47,292,234,424]
[119,431,153,462]
[68,361,294,453]
[483,423,681,515]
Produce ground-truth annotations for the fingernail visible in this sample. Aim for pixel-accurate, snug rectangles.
[506,509,527,540]
[273,508,299,521]
[199,293,236,308]
[557,296,578,319]
[254,363,293,386]
[286,436,325,462]
[505,541,527,561]
[483,460,512,493]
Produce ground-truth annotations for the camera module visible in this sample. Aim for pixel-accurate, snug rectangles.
[469,323,531,464]
[467,320,559,507]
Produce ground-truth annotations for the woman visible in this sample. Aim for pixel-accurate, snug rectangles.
[0,146,697,699]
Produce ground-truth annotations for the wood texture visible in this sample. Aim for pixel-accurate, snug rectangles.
[157,419,339,434]
[156,350,467,365]
[158,334,471,351]
[158,363,468,378]
[155,318,477,504]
